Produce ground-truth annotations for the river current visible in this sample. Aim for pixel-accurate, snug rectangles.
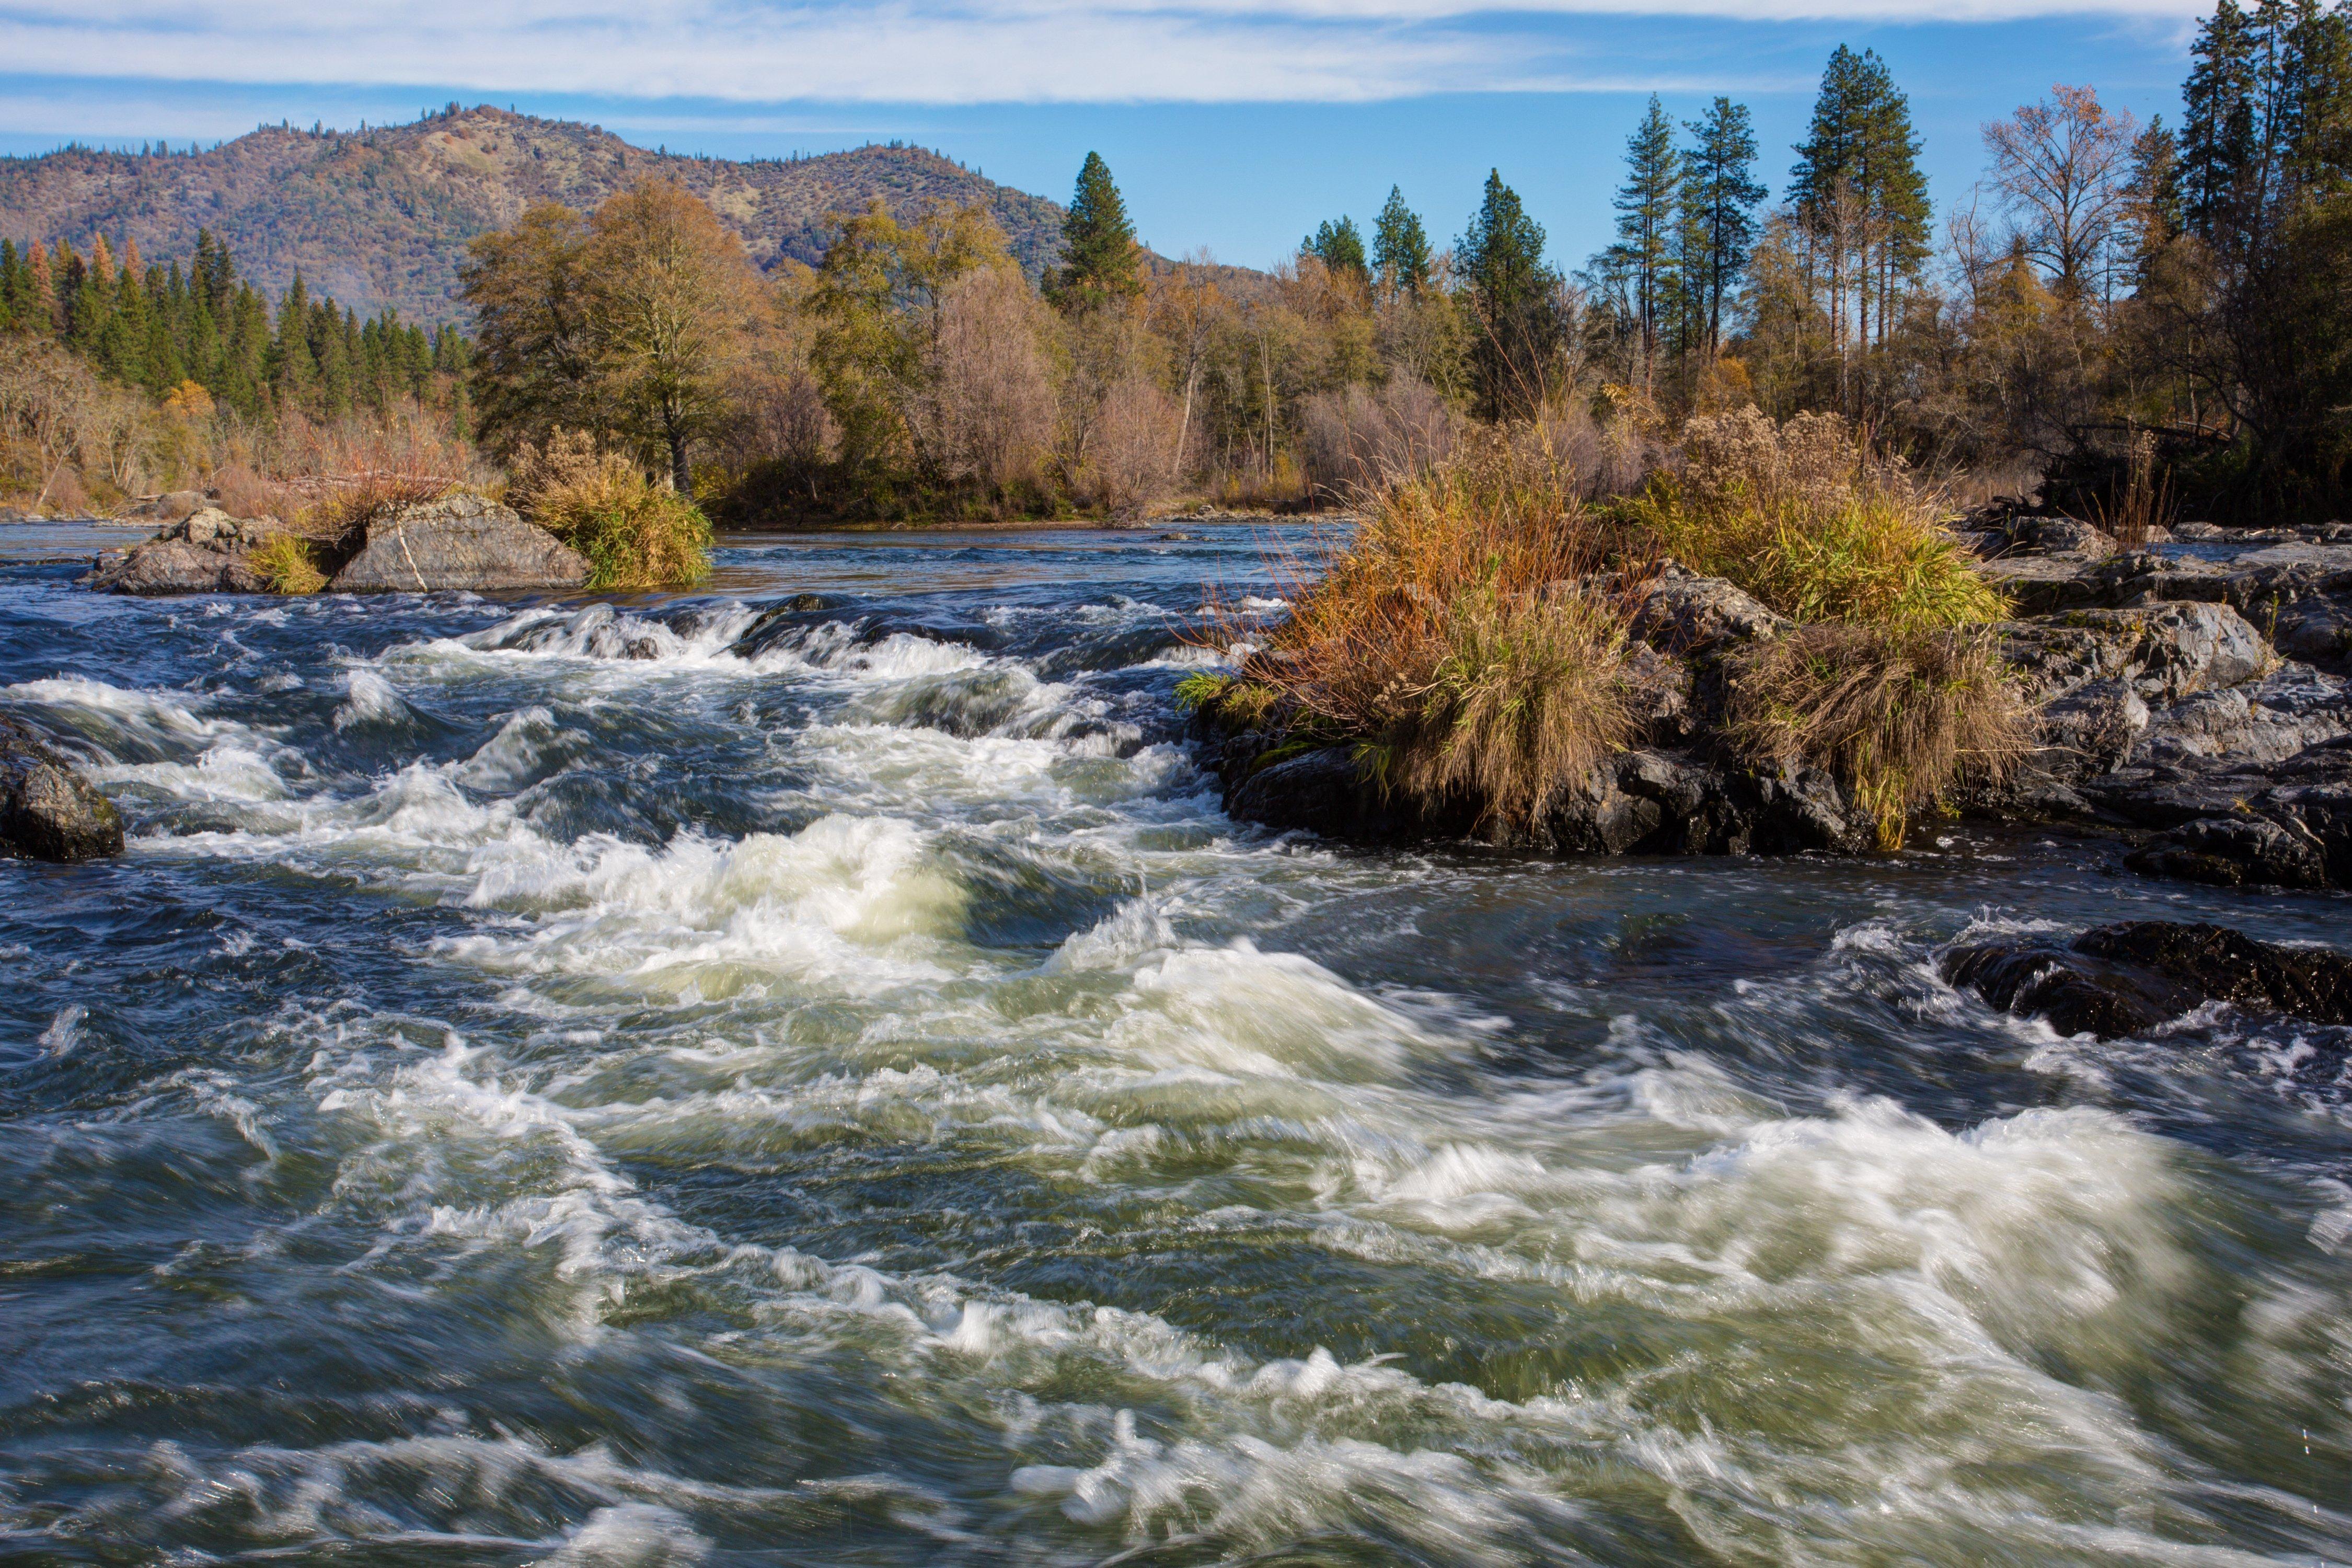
[2,524,2347,1566]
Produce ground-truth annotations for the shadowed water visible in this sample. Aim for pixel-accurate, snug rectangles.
[2,524,2347,1566]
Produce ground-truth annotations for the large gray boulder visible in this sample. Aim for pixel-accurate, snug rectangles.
[1,717,123,862]
[1623,560,1791,653]
[328,493,588,594]
[2000,601,2270,706]
[84,505,275,595]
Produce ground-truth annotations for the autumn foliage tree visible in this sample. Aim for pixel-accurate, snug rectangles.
[463,178,767,491]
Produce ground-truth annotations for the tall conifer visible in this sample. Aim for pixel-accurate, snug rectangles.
[1458,170,1561,419]
[1609,96,1682,392]
[1680,97,1766,362]
[1051,152,1143,311]
[1371,187,1433,298]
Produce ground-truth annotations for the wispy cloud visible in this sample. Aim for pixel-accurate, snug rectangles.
[0,0,2208,105]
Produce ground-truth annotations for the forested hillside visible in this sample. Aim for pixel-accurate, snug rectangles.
[0,107,1069,325]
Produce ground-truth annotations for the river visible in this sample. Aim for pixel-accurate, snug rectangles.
[2,524,2347,1566]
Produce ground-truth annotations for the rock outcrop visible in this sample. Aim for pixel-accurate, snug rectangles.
[85,493,590,596]
[326,494,589,594]
[1204,525,2352,882]
[1978,527,2352,671]
[1209,564,1875,859]
[84,505,276,594]
[0,716,124,862]
[1944,919,2352,1037]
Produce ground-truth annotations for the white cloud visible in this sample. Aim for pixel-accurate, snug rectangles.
[0,0,2206,106]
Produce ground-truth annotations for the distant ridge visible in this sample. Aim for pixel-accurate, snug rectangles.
[0,105,1070,325]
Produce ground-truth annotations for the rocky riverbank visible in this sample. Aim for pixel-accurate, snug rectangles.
[1202,515,2352,892]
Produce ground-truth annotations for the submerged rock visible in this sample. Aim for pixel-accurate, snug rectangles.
[328,494,589,593]
[0,716,123,862]
[1944,919,2352,1037]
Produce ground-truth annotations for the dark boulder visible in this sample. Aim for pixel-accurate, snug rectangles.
[0,717,124,862]
[1623,562,1792,654]
[328,493,589,593]
[1944,919,2352,1037]
[1218,742,1871,858]
[1226,747,1466,843]
[1942,941,2204,1039]
[2074,921,2352,1020]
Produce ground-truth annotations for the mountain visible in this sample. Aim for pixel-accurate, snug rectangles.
[0,106,1070,326]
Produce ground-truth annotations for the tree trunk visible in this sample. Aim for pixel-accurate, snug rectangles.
[669,426,691,495]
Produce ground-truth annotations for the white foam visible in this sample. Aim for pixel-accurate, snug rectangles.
[333,668,411,730]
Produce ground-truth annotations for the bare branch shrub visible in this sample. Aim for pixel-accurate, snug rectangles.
[911,267,1057,494]
[1300,375,1458,498]
[1079,372,1182,512]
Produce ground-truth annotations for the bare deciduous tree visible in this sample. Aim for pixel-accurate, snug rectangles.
[1984,85,2140,302]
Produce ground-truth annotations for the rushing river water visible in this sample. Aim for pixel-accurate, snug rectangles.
[2,524,2348,1567]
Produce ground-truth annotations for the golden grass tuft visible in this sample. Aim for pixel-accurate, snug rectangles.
[509,431,712,591]
[250,533,328,595]
[1723,622,2033,850]
[1370,584,1635,830]
[1216,435,1638,834]
[1619,408,2007,631]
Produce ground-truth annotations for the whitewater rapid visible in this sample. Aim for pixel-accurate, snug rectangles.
[1,525,2346,1565]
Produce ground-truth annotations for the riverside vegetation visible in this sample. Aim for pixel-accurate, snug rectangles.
[1182,412,2033,852]
[11,1,2352,534]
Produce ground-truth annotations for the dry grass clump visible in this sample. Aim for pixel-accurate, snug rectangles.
[510,431,712,591]
[250,533,328,595]
[1724,622,2033,849]
[1373,584,1635,829]
[295,473,454,548]
[2077,430,2176,550]
[1214,436,1638,833]
[1621,408,2006,631]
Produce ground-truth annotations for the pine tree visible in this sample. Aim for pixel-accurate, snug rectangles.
[1788,45,1931,386]
[1608,96,1682,393]
[1051,152,1143,311]
[1681,97,1766,362]
[1458,170,1561,420]
[2126,115,2186,283]
[1371,186,1433,298]
[99,260,148,387]
[2183,0,2261,247]
[2284,0,2352,197]
[271,271,317,406]
[0,240,22,332]
[1304,216,1368,283]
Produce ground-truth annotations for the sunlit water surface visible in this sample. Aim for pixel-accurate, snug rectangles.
[2,524,2348,1566]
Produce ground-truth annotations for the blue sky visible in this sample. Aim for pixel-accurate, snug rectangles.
[0,2,2205,271]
